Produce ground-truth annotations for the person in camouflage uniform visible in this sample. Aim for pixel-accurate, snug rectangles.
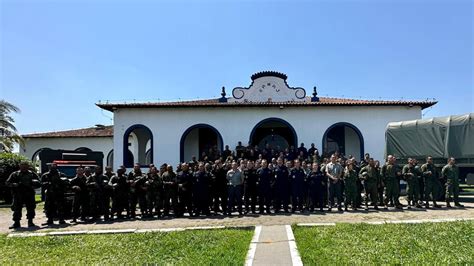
[420,156,441,208]
[146,166,164,218]
[6,161,40,229]
[71,167,89,223]
[402,158,422,208]
[109,166,129,219]
[381,155,403,209]
[442,157,464,208]
[41,162,69,225]
[162,165,178,217]
[128,163,147,219]
[343,159,358,211]
[359,158,380,211]
[86,166,110,222]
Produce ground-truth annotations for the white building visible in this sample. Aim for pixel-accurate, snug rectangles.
[20,125,114,168]
[21,71,436,169]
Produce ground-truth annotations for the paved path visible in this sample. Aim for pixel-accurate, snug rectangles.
[252,225,293,265]
[248,225,302,266]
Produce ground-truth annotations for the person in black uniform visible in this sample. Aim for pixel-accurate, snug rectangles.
[70,167,88,223]
[297,143,308,159]
[41,162,68,225]
[307,163,325,212]
[290,160,306,213]
[222,145,232,159]
[244,161,258,214]
[257,160,273,214]
[193,163,210,216]
[211,160,228,215]
[177,163,193,217]
[103,166,114,217]
[274,157,290,213]
[6,161,40,229]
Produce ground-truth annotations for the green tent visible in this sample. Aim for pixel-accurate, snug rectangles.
[385,113,474,164]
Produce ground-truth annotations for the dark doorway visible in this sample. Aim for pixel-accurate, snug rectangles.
[249,118,297,151]
[322,122,364,160]
[180,124,223,162]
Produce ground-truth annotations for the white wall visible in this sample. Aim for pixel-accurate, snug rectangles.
[20,137,114,168]
[113,105,422,167]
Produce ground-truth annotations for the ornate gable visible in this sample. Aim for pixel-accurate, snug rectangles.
[229,71,307,103]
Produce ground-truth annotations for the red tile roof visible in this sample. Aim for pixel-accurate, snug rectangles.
[96,96,437,111]
[22,125,113,138]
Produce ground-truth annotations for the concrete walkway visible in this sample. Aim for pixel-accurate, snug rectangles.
[249,225,302,266]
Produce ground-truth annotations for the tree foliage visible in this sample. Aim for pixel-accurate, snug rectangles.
[0,99,24,152]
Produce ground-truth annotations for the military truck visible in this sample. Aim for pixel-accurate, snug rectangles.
[37,149,104,217]
[37,149,103,176]
[386,113,474,184]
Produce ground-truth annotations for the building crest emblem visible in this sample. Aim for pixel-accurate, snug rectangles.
[229,71,307,103]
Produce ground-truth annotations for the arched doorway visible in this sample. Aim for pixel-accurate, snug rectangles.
[180,124,223,162]
[322,122,364,160]
[249,118,298,151]
[106,150,114,168]
[123,124,153,167]
[31,148,51,166]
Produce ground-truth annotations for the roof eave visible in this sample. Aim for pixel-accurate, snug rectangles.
[22,135,113,139]
[96,102,438,110]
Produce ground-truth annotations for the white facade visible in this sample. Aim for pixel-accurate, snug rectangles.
[113,105,422,168]
[20,72,433,171]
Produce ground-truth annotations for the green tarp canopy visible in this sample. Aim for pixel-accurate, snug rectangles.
[385,113,474,159]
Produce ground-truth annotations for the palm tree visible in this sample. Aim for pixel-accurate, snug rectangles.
[0,100,24,152]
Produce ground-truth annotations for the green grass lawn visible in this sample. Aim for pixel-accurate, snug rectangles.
[0,228,253,265]
[294,221,474,265]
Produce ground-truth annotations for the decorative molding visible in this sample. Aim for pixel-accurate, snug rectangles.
[230,71,307,103]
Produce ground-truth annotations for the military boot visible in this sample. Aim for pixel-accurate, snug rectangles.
[446,201,452,208]
[42,219,54,226]
[28,219,36,227]
[454,202,464,207]
[9,221,20,229]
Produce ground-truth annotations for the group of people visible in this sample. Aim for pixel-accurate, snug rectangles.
[5,142,464,229]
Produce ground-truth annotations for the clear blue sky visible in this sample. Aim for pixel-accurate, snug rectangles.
[1,0,472,135]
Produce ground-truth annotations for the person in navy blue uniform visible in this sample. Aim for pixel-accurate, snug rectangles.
[273,157,290,213]
[257,160,273,214]
[177,163,193,217]
[307,163,326,212]
[243,161,258,214]
[211,160,228,215]
[192,163,210,216]
[290,159,306,213]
